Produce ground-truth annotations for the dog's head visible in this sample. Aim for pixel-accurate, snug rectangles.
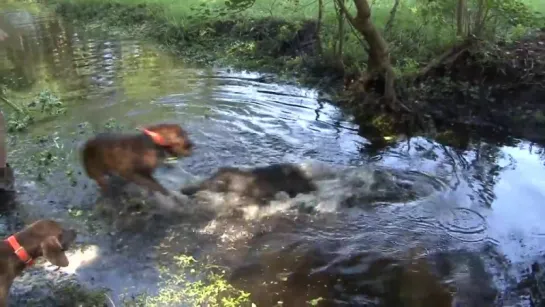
[18,219,77,267]
[145,123,193,157]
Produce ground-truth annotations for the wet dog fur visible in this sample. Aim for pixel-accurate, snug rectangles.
[0,219,77,307]
[180,163,317,204]
[81,123,193,197]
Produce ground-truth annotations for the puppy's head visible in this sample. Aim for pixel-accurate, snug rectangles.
[145,123,193,157]
[21,219,77,267]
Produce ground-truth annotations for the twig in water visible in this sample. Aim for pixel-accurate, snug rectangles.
[105,293,116,307]
[0,96,26,115]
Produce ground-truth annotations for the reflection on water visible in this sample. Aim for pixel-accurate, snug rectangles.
[1,5,545,306]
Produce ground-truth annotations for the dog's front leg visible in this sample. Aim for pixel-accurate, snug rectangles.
[122,172,170,196]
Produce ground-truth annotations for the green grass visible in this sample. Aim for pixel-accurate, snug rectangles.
[526,0,545,13]
[54,0,544,76]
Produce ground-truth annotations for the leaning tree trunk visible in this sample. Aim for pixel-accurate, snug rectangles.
[336,0,397,104]
[0,110,5,168]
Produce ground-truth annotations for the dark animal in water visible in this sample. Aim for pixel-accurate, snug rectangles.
[181,163,317,204]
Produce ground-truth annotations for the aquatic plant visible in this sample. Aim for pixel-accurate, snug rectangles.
[1,88,66,132]
[123,254,253,307]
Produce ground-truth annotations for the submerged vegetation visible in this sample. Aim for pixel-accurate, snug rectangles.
[1,88,65,132]
[10,276,110,306]
[123,254,252,307]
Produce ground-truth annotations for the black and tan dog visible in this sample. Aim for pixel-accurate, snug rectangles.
[82,123,193,197]
[0,219,77,307]
[181,163,317,204]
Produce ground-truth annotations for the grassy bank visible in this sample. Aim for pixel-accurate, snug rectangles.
[49,0,545,146]
[50,0,544,74]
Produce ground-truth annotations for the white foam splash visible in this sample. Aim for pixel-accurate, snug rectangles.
[189,162,445,222]
[43,244,100,275]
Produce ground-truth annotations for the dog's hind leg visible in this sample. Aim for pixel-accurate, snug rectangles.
[91,174,110,196]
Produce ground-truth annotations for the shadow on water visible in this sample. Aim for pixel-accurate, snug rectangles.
[1,4,545,306]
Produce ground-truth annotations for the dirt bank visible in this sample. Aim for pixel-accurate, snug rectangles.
[341,30,545,147]
[51,0,545,147]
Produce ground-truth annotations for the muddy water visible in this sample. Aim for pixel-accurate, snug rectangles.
[1,5,545,307]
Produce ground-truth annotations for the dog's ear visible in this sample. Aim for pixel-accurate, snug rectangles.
[40,236,69,267]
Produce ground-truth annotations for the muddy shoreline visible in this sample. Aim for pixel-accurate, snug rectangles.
[50,1,545,148]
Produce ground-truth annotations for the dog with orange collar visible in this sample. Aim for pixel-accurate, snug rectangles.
[81,123,193,197]
[0,219,77,307]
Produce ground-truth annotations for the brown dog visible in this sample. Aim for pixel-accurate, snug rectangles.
[180,163,317,204]
[0,219,77,307]
[82,123,193,196]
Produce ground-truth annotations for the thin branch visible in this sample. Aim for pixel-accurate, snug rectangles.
[384,0,400,35]
[1,96,25,115]
[335,0,355,25]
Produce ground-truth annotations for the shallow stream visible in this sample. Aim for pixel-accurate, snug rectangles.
[1,4,545,306]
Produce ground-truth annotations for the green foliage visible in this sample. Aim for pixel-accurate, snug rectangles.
[103,117,125,132]
[123,254,253,307]
[413,0,542,39]
[7,114,33,132]
[18,133,71,182]
[15,279,109,307]
[47,282,109,307]
[30,148,59,181]
[308,297,325,306]
[52,0,544,76]
[28,89,66,116]
[2,89,65,132]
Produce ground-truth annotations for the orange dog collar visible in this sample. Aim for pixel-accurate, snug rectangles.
[5,235,33,266]
[142,129,169,146]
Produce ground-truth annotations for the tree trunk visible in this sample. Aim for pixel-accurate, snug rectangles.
[456,0,466,36]
[337,0,397,104]
[316,0,324,54]
[332,0,346,75]
[337,0,345,58]
[472,0,488,37]
[0,110,5,168]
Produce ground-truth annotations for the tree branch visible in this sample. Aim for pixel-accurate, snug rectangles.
[352,0,371,21]
[1,96,25,115]
[335,0,355,25]
[384,0,400,35]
